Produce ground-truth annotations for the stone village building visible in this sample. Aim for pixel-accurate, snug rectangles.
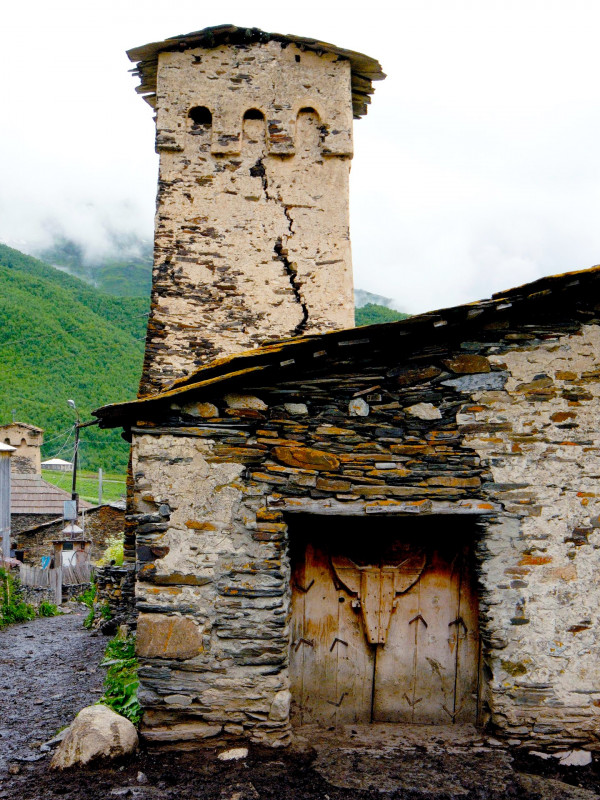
[0,421,122,562]
[95,26,600,751]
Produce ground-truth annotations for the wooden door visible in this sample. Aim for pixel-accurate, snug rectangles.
[289,521,481,726]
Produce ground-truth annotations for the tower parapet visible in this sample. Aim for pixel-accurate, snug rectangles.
[128,26,384,395]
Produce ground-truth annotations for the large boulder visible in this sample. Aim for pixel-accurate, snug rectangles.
[50,704,138,769]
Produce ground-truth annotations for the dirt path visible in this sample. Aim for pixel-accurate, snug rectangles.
[0,612,598,799]
[0,607,106,772]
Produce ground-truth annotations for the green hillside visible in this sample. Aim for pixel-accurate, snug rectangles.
[0,243,148,472]
[355,303,409,326]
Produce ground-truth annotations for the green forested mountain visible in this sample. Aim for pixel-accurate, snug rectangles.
[355,303,409,326]
[0,244,148,472]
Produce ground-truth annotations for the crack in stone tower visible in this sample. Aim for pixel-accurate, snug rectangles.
[127,26,384,395]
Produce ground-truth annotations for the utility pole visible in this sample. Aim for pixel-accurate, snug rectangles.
[67,400,81,513]
[66,400,100,514]
[0,442,16,561]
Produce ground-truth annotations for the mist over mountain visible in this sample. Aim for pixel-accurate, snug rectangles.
[38,234,153,298]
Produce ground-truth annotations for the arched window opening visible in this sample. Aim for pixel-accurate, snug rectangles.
[188,106,212,126]
[3,438,10,445]
[20,438,27,447]
[244,108,265,121]
[298,106,320,120]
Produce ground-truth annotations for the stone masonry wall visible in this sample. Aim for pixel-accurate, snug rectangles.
[14,505,124,564]
[129,313,600,750]
[141,40,355,395]
[461,324,600,748]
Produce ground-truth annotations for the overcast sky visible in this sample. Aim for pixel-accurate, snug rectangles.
[1,0,600,313]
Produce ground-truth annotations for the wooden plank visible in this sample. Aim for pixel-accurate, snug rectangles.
[410,548,461,724]
[299,542,338,726]
[51,567,62,606]
[453,544,481,724]
[289,540,308,725]
[334,569,373,724]
[372,573,420,722]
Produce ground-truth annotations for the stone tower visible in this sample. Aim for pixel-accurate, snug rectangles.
[128,26,384,395]
[0,423,43,475]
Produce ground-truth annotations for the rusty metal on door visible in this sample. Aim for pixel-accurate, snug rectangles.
[290,528,481,726]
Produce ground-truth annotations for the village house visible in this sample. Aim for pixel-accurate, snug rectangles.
[95,25,600,752]
[0,421,122,563]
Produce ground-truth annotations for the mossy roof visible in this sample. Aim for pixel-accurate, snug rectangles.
[93,264,600,429]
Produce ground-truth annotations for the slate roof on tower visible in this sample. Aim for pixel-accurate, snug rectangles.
[127,24,386,118]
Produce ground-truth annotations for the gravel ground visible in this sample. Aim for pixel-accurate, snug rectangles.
[1,610,599,800]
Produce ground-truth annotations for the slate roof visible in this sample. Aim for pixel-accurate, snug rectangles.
[11,475,93,515]
[127,24,385,118]
[93,264,600,429]
[0,422,43,433]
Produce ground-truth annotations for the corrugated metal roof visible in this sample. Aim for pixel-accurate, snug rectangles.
[10,475,93,515]
[127,24,385,119]
[93,263,600,428]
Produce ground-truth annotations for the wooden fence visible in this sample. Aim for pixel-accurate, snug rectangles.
[19,563,93,605]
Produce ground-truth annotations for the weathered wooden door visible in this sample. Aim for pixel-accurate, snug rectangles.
[289,521,481,726]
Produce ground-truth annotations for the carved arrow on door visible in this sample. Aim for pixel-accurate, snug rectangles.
[409,614,428,629]
[442,702,464,722]
[294,638,314,651]
[403,693,423,708]
[329,637,348,652]
[326,692,348,707]
[294,579,315,594]
[448,616,468,633]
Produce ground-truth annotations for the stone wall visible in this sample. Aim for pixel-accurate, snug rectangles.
[141,40,355,395]
[20,583,54,608]
[95,564,136,629]
[14,505,125,564]
[124,300,600,750]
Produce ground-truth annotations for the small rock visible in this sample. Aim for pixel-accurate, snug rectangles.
[7,765,20,775]
[217,747,248,762]
[224,393,267,410]
[184,401,219,418]
[41,729,68,749]
[348,398,369,417]
[284,403,308,415]
[269,689,291,721]
[404,402,442,421]
[136,772,149,785]
[51,705,138,769]
[529,750,552,760]
[556,750,592,767]
[220,783,259,800]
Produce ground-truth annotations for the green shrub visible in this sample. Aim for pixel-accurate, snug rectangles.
[0,568,36,627]
[99,634,141,726]
[97,536,124,566]
[37,600,61,617]
[84,608,95,630]
[77,582,96,609]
